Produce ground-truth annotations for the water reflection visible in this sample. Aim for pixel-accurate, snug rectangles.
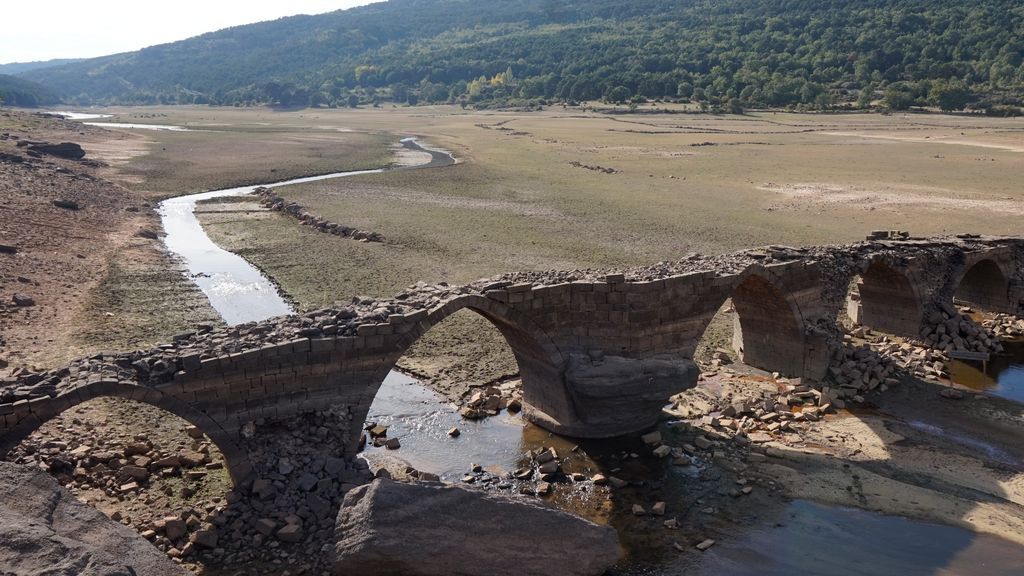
[84,121,198,131]
[44,110,113,120]
[670,500,1024,576]
[949,340,1024,403]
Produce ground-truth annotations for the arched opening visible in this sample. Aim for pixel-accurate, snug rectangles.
[5,395,234,566]
[359,307,532,481]
[848,261,922,337]
[731,274,805,377]
[691,273,805,378]
[397,308,521,404]
[955,259,1011,312]
[694,298,737,371]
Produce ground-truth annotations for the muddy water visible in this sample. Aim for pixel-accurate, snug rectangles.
[362,372,1024,575]
[949,340,1024,403]
[663,500,1024,576]
[359,371,622,524]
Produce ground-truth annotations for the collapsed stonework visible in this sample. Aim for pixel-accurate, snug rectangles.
[254,187,386,243]
[1,234,1021,484]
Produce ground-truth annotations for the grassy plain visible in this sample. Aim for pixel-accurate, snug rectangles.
[87,108,395,197]
[139,105,1024,289]
[95,104,1024,397]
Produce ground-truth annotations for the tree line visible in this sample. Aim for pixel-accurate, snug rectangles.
[19,0,1024,114]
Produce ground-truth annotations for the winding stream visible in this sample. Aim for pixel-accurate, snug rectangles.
[157,139,447,324]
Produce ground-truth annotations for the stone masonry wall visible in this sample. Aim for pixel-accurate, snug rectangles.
[1,234,1021,480]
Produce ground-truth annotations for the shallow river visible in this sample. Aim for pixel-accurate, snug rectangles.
[148,134,1024,574]
[949,340,1024,403]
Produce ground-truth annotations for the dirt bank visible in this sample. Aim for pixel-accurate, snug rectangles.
[0,110,220,371]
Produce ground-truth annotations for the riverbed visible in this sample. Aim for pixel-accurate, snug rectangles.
[153,135,1024,574]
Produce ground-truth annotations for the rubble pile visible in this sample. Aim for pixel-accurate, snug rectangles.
[919,303,1004,355]
[985,313,1024,339]
[8,406,369,571]
[254,187,384,243]
[458,382,523,420]
[827,342,905,404]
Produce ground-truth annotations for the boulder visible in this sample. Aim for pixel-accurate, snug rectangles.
[0,461,186,575]
[28,142,86,160]
[334,479,619,576]
[12,293,34,307]
[52,199,81,210]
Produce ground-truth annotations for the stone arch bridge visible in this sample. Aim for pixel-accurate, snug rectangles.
[2,235,1021,481]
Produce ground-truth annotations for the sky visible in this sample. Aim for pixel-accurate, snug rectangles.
[1,1,379,64]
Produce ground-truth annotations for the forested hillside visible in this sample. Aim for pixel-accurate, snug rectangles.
[0,74,60,107]
[17,0,1024,111]
[0,59,82,76]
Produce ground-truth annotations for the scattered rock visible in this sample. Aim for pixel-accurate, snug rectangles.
[276,523,303,543]
[51,199,80,211]
[12,293,34,307]
[28,142,86,160]
[164,517,187,541]
[940,388,965,400]
[641,431,662,445]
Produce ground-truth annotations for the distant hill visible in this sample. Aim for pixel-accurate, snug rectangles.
[0,74,60,107]
[0,59,82,76]
[17,0,1024,111]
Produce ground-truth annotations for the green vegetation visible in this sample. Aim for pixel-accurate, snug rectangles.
[18,0,1024,112]
[0,74,59,107]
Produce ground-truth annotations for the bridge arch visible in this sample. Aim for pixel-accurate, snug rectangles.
[694,265,808,378]
[953,258,1012,313]
[1,380,251,482]
[848,259,924,337]
[730,266,807,377]
[352,294,572,453]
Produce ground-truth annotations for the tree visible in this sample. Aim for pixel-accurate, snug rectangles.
[929,81,971,111]
[857,84,875,108]
[883,86,915,110]
[606,85,631,104]
[727,97,744,114]
[347,94,360,108]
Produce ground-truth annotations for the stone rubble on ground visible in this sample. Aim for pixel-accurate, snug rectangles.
[254,187,385,243]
